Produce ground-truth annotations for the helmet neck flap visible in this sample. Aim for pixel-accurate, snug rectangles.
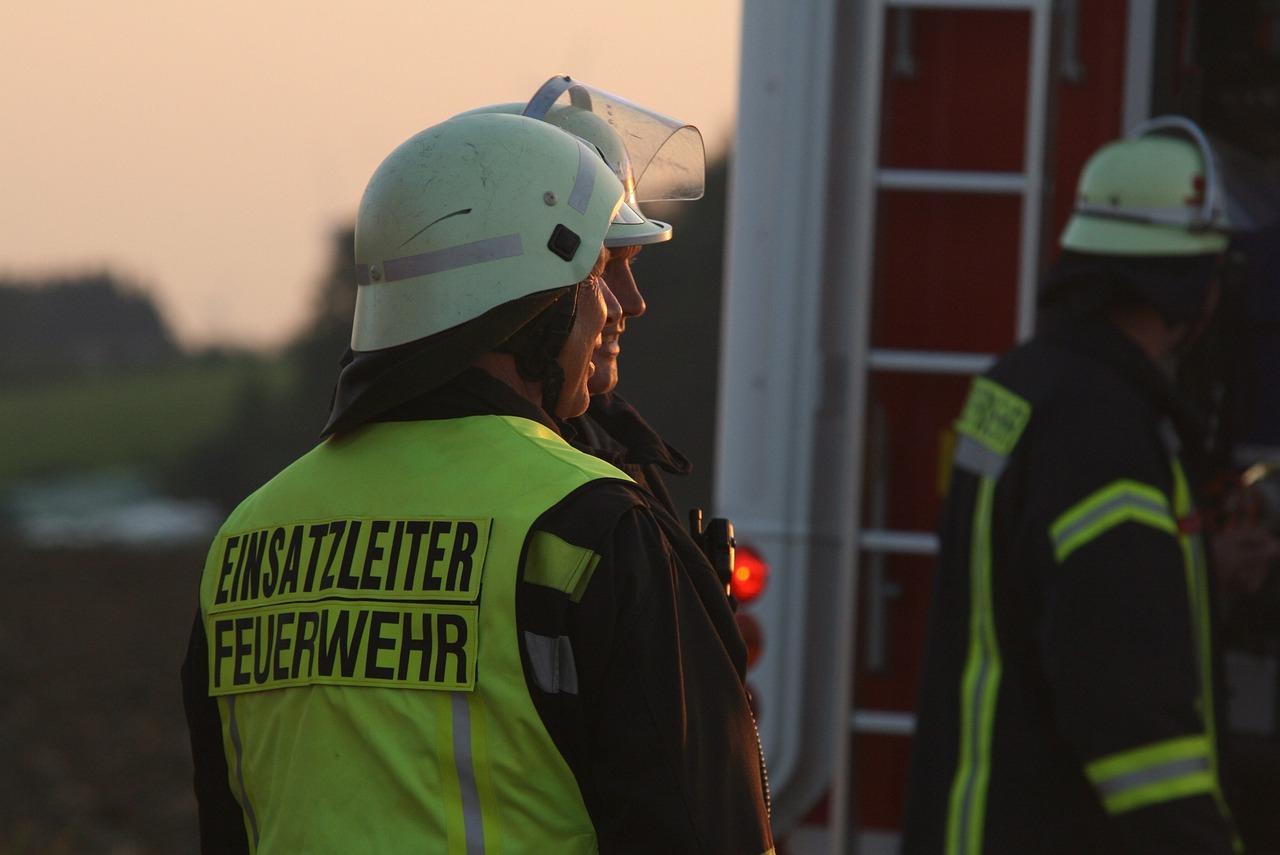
[324,289,569,437]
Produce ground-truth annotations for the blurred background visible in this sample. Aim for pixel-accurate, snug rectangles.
[13,1,1280,852]
[0,3,736,851]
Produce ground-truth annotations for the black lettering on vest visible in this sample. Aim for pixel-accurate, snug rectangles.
[423,520,451,591]
[230,534,248,603]
[304,524,329,592]
[364,610,398,680]
[398,611,433,681]
[212,618,234,688]
[360,520,390,590]
[238,530,270,602]
[262,527,285,598]
[318,608,368,678]
[292,611,320,679]
[434,612,468,683]
[238,530,269,602]
[233,616,254,686]
[215,537,239,605]
[336,520,363,590]
[402,521,431,589]
[447,521,479,592]
[277,526,303,595]
[384,520,405,590]
[273,611,295,681]
[319,520,348,591]
[253,613,276,684]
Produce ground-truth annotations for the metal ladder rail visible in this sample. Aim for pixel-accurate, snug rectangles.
[851,0,1054,737]
[824,1,1055,851]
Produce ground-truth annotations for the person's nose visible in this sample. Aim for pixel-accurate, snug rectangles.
[609,262,646,319]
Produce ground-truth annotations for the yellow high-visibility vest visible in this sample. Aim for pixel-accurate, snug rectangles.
[199,415,631,854]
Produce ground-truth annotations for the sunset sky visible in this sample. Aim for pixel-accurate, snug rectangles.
[2,1,742,349]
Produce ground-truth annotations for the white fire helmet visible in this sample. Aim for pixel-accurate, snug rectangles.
[1061,116,1241,256]
[321,112,625,437]
[351,112,624,352]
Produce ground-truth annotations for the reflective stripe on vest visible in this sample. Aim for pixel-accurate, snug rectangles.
[200,415,630,854]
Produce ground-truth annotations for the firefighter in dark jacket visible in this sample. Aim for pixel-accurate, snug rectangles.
[463,76,701,515]
[902,117,1249,854]
[181,111,773,854]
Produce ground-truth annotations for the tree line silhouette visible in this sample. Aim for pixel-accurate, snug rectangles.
[3,156,729,518]
[0,275,180,384]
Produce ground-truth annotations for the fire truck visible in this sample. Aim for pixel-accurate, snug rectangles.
[714,1,1280,852]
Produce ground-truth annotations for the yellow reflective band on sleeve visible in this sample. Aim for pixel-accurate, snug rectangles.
[208,602,478,695]
[522,531,601,603]
[946,477,1002,855]
[1086,734,1215,814]
[1049,480,1176,564]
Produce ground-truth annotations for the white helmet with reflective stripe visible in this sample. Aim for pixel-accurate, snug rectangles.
[321,112,624,437]
[351,112,624,352]
[1060,116,1231,256]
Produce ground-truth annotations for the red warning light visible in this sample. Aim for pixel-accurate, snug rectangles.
[731,543,770,604]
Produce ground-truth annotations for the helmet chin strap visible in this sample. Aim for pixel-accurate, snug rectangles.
[539,363,567,414]
[498,285,580,414]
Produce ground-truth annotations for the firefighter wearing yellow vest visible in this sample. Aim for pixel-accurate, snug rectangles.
[902,117,1252,854]
[458,75,707,516]
[181,111,774,854]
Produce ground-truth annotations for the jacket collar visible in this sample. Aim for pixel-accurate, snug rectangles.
[566,392,691,475]
[371,366,562,435]
[1043,317,1209,463]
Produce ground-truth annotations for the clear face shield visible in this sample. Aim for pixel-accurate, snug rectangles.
[1196,127,1280,238]
[523,75,706,210]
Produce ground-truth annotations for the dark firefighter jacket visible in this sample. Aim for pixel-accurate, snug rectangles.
[181,366,773,855]
[901,318,1239,855]
[566,391,692,517]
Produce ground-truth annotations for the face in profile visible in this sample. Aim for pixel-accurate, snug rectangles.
[589,245,645,396]
[555,247,611,418]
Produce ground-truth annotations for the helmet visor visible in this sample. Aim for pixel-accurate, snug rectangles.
[1210,136,1280,235]
[524,75,705,203]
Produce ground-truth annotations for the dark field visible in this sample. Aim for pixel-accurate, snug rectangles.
[0,541,204,854]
